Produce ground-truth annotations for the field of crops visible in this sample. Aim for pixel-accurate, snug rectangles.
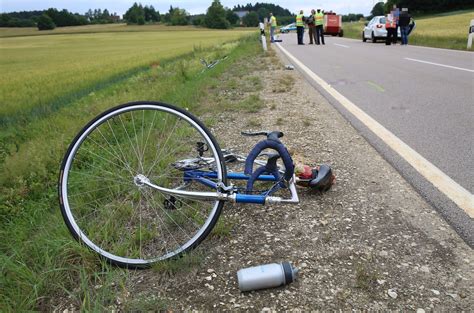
[0,24,252,124]
[343,9,474,50]
[0,24,258,311]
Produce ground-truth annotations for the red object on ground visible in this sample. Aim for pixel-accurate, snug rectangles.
[298,165,313,179]
[324,12,343,37]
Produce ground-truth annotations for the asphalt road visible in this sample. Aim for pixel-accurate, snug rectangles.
[275,33,474,245]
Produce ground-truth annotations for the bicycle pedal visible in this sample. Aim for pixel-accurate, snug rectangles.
[163,196,178,210]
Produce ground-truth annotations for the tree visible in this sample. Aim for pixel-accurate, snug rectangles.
[226,10,239,25]
[232,3,292,17]
[371,2,385,17]
[37,14,56,30]
[192,15,205,26]
[144,5,160,22]
[384,0,398,13]
[168,7,189,25]
[124,3,145,24]
[242,11,259,27]
[342,13,364,22]
[204,0,230,29]
[256,7,269,21]
[44,8,85,26]
[388,0,473,13]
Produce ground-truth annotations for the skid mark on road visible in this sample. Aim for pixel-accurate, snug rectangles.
[276,43,474,218]
[367,81,385,92]
[405,57,474,73]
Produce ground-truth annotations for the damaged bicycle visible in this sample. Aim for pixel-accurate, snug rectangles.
[58,101,334,268]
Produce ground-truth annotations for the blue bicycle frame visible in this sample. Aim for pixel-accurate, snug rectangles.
[135,132,300,205]
[135,169,300,205]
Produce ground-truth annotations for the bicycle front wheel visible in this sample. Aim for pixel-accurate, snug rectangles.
[59,101,227,268]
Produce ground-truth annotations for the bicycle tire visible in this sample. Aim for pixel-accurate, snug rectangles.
[59,101,227,268]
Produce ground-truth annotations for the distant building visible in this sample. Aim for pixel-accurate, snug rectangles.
[110,14,120,22]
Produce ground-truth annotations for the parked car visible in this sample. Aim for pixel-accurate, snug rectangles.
[362,16,400,43]
[280,23,297,33]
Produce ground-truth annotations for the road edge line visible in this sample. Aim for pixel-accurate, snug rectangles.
[275,42,474,217]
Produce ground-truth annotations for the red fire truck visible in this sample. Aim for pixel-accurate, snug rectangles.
[324,12,343,37]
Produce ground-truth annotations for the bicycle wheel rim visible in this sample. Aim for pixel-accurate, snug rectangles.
[59,101,226,267]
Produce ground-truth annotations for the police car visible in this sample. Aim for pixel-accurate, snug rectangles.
[280,23,297,33]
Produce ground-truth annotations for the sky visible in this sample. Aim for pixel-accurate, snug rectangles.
[0,0,378,16]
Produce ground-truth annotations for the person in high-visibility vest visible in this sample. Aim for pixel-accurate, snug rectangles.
[315,8,325,45]
[269,13,277,43]
[296,10,305,45]
[385,14,397,45]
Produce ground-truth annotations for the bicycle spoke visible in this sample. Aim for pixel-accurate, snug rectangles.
[60,103,225,266]
[70,157,130,183]
[130,111,145,174]
[142,189,184,254]
[146,115,179,178]
[106,120,136,175]
[142,110,157,172]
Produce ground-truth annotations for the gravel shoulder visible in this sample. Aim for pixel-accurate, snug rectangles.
[127,45,473,311]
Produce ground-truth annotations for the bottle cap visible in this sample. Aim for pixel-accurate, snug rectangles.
[282,262,298,284]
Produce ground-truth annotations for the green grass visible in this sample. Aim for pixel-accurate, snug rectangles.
[0,23,242,38]
[343,9,474,50]
[0,26,263,311]
[0,24,252,127]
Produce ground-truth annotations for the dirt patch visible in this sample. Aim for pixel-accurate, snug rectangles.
[122,46,473,311]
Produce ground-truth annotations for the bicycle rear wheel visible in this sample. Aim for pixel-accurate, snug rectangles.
[59,101,227,268]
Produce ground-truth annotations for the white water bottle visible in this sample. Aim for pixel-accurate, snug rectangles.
[237,262,298,292]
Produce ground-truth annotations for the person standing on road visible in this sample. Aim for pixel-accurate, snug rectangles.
[385,13,397,45]
[315,8,325,45]
[269,13,277,43]
[391,4,400,40]
[296,10,305,45]
[306,9,317,44]
[398,8,411,45]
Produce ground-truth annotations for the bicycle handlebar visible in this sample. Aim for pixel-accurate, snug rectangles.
[244,136,294,182]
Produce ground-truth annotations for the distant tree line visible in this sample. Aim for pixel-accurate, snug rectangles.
[371,0,474,16]
[0,10,42,27]
[191,0,239,29]
[123,3,160,25]
[233,2,294,27]
[342,13,364,22]
[233,3,292,17]
[85,9,121,24]
[0,8,120,29]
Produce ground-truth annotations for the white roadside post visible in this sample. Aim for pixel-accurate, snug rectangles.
[259,22,268,51]
[467,19,474,49]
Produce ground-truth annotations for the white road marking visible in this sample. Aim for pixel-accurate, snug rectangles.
[337,36,474,54]
[276,43,474,218]
[405,57,474,73]
[334,43,350,48]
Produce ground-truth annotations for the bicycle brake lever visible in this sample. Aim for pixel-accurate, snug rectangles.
[240,131,284,140]
[241,131,269,137]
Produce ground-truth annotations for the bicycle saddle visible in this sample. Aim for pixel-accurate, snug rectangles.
[309,164,334,191]
[296,164,335,192]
